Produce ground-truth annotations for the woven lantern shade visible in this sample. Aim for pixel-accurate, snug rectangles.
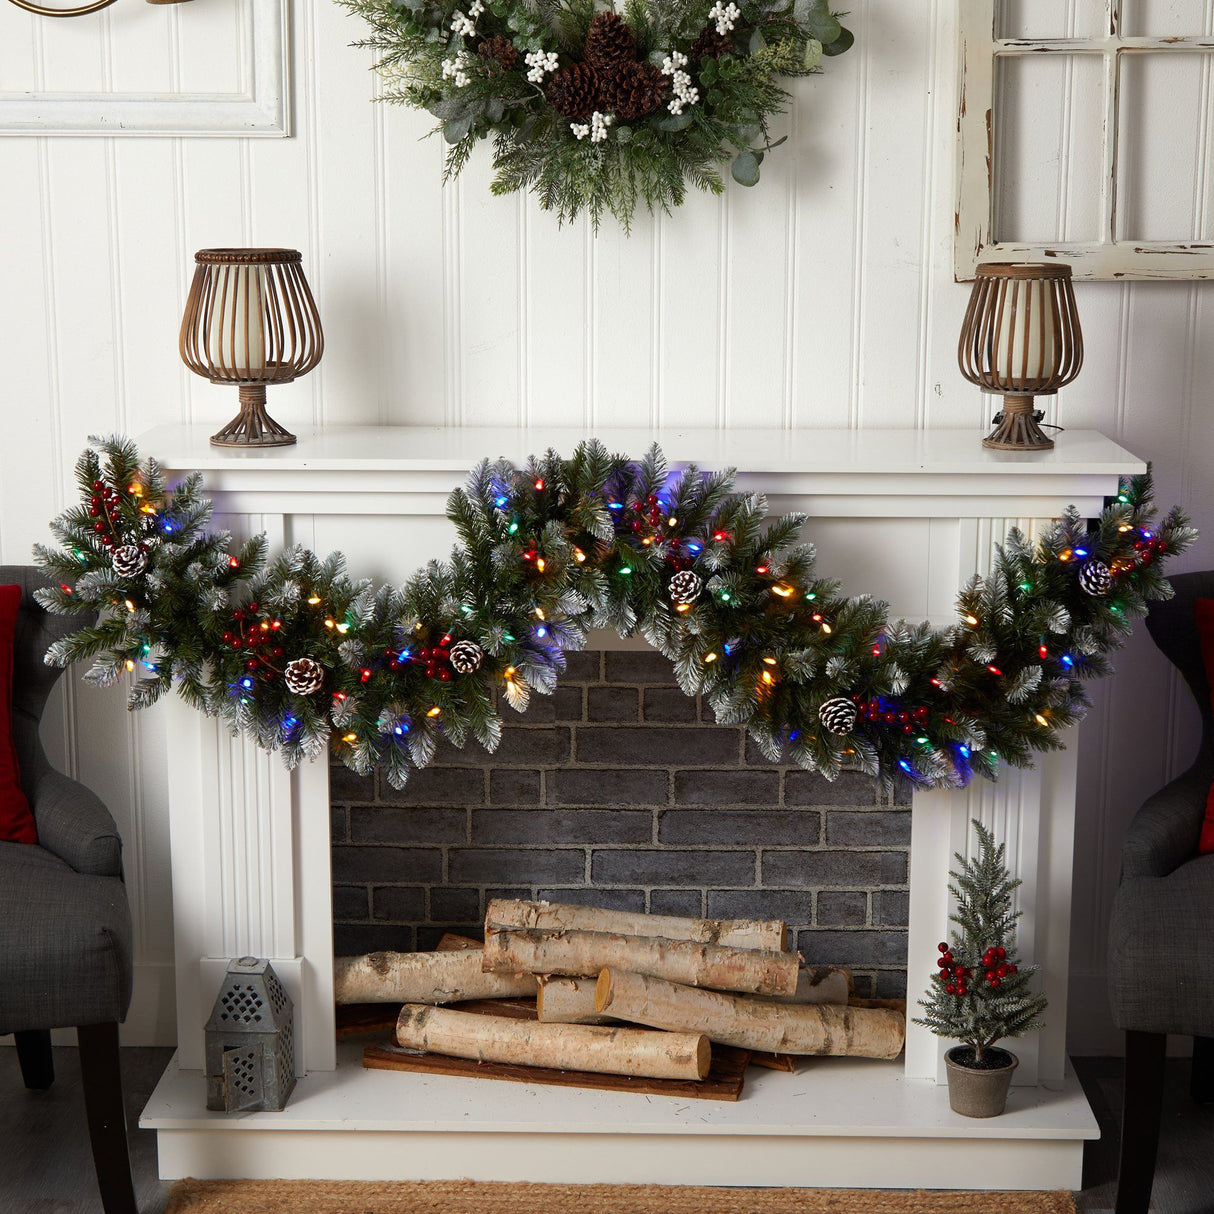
[179,249,324,449]
[957,263,1083,451]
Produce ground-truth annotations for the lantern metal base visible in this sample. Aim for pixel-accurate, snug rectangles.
[983,396,1054,452]
[210,384,296,449]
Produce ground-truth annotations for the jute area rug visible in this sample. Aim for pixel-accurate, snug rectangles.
[164,1179,1076,1214]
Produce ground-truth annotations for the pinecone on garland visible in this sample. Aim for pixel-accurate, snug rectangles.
[1079,559,1113,596]
[818,696,858,736]
[668,569,703,606]
[284,657,324,696]
[691,27,733,62]
[583,12,636,74]
[546,63,601,119]
[477,35,519,71]
[449,639,484,674]
[601,60,669,120]
[111,544,148,578]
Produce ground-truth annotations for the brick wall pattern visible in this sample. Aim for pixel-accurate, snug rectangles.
[330,650,912,999]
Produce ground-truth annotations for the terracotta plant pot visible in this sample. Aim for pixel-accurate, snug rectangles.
[944,1045,1018,1118]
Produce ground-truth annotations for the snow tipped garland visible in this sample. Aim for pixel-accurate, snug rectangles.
[342,0,854,230]
[37,437,1193,795]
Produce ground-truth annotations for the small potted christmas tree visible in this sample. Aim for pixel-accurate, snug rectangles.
[913,819,1048,1118]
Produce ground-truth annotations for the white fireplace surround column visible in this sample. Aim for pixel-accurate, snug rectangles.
[140,424,1140,1188]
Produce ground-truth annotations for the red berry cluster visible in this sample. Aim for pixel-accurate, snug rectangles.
[221,602,286,678]
[87,480,139,554]
[388,634,453,681]
[1121,533,1169,574]
[981,945,1016,988]
[854,696,929,735]
[627,494,694,568]
[936,941,972,997]
[629,493,666,535]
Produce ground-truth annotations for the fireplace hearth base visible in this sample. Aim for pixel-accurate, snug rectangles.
[142,1043,1096,1188]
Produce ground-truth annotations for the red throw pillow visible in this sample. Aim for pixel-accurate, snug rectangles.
[1196,598,1214,855]
[0,584,36,844]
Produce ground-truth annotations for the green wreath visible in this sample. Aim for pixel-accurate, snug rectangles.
[342,0,853,229]
[34,437,1193,795]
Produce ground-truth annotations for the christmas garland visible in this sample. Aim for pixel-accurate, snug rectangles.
[341,0,853,229]
[35,437,1194,796]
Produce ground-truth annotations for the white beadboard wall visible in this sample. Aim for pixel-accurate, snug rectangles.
[0,0,1211,1052]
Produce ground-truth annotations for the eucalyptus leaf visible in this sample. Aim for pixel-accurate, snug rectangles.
[731,148,761,186]
[700,57,719,84]
[486,97,505,123]
[749,27,766,53]
[823,25,854,55]
[798,0,841,43]
[428,94,472,121]
[443,114,474,143]
[803,36,822,70]
[657,111,694,132]
[730,121,761,146]
[615,124,634,143]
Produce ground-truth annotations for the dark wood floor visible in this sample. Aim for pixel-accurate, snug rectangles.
[0,1048,1210,1212]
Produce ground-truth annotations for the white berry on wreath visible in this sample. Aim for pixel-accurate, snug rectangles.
[1078,559,1113,596]
[669,569,703,606]
[818,696,858,736]
[284,657,324,696]
[111,544,148,578]
[449,639,484,674]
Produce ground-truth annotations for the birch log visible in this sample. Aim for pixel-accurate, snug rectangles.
[395,1004,711,1080]
[486,898,787,951]
[483,926,801,996]
[334,949,537,1005]
[595,969,906,1059]
[754,967,851,1006]
[536,977,611,1024]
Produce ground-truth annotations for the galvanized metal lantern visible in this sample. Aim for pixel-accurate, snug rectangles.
[204,957,296,1113]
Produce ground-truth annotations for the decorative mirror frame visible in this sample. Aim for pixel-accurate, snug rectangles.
[0,0,289,137]
[955,0,1214,281]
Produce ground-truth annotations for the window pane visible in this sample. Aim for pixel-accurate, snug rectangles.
[992,53,1106,243]
[1116,51,1214,240]
[1121,0,1210,37]
[998,0,1109,40]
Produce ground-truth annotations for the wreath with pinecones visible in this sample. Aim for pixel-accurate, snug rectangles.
[342,0,853,228]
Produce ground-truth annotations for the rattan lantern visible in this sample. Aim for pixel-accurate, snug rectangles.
[958,263,1083,451]
[179,248,323,449]
[204,957,296,1113]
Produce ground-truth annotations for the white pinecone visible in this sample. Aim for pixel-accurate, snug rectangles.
[818,696,858,736]
[112,544,147,578]
[669,569,703,606]
[449,639,484,674]
[284,657,324,695]
[1079,559,1113,596]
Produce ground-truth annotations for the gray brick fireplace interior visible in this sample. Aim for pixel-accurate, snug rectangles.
[330,648,911,1000]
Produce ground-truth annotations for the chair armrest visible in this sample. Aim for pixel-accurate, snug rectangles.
[1121,761,1212,880]
[31,769,123,878]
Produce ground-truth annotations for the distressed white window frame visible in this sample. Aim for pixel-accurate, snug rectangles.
[0,0,289,137]
[956,0,1214,281]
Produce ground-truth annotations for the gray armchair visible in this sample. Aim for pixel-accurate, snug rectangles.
[0,566,136,1214]
[1108,570,1214,1214]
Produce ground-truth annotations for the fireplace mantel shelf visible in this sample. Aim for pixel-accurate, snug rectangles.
[137,424,1144,525]
[140,422,1138,1191]
[139,423,1138,476]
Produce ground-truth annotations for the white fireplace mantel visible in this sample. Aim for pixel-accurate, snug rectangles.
[140,424,1143,1190]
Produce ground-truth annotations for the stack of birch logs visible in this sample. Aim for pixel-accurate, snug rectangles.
[334,898,906,1086]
